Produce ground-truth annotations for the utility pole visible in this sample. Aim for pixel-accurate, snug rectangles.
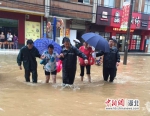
[123,0,134,65]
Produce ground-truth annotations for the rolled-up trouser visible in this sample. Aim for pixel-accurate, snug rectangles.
[62,67,76,84]
[25,69,38,83]
[80,65,91,77]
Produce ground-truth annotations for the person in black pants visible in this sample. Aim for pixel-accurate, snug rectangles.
[113,39,118,78]
[78,42,93,83]
[96,38,120,82]
[17,40,42,83]
[60,37,88,86]
[80,65,91,82]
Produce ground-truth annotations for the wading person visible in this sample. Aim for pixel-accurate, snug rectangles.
[17,40,42,83]
[96,38,120,82]
[112,39,118,78]
[60,37,88,86]
[78,42,93,83]
[41,44,61,83]
[13,34,18,49]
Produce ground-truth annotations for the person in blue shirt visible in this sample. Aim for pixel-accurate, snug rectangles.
[41,44,61,83]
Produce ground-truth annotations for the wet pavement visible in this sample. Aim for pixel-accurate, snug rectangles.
[0,51,150,116]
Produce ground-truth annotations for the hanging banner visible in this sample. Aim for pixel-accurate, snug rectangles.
[65,29,70,37]
[60,28,64,37]
[120,1,130,30]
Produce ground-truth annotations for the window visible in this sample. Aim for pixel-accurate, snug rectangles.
[124,0,130,2]
[132,0,136,12]
[130,35,141,50]
[99,32,110,41]
[104,0,115,8]
[144,0,150,14]
[78,0,90,4]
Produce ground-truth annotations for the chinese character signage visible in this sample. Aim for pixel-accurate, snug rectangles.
[25,21,41,43]
[120,1,130,30]
[101,11,108,21]
[105,98,140,110]
[96,6,112,26]
[140,14,149,30]
[111,9,123,27]
[98,6,149,30]
[130,13,141,29]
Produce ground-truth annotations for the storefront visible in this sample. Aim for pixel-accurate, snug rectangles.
[0,18,18,37]
[63,19,87,46]
[95,6,150,52]
[0,11,46,48]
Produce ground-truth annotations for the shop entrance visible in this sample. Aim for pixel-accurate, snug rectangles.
[116,34,126,52]
[0,18,18,49]
[130,35,141,51]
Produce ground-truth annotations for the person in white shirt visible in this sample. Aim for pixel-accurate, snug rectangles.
[41,44,61,83]
[7,32,13,49]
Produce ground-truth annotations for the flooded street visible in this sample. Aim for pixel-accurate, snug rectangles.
[0,51,150,116]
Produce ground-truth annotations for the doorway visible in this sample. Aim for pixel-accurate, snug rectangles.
[116,34,126,52]
[0,18,18,36]
[0,18,18,49]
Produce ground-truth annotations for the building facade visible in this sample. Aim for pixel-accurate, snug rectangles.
[45,0,93,45]
[90,0,150,52]
[1,0,150,52]
[0,0,46,48]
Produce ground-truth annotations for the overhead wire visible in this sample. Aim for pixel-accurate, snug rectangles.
[1,0,150,22]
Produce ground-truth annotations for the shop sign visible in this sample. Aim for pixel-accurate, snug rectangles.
[131,16,140,27]
[140,14,149,30]
[96,6,112,26]
[101,11,108,21]
[113,28,134,32]
[110,9,122,27]
[141,22,148,27]
[130,13,141,29]
[114,12,120,23]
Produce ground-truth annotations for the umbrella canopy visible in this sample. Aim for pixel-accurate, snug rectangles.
[82,32,109,52]
[34,38,62,55]
[73,39,80,43]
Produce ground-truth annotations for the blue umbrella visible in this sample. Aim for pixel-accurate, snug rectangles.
[34,38,62,55]
[82,32,109,52]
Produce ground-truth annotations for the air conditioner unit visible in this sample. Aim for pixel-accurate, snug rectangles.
[25,14,29,19]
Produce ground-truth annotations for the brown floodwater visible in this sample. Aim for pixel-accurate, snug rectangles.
[0,51,150,116]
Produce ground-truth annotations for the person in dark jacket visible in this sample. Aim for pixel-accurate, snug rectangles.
[112,39,118,78]
[96,38,120,82]
[17,40,42,83]
[60,37,88,86]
